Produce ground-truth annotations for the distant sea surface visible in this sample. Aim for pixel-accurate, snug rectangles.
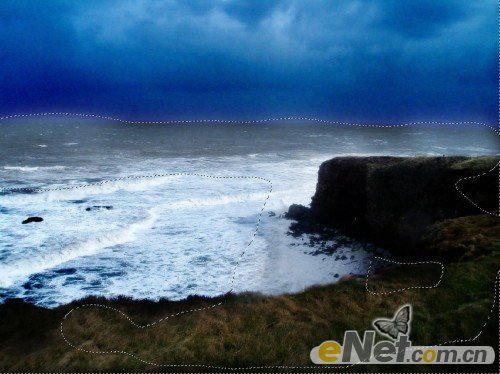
[0,118,497,307]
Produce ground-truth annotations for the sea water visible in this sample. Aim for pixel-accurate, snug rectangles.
[0,118,497,307]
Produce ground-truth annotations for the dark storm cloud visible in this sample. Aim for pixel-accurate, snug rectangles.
[373,0,468,38]
[0,0,496,122]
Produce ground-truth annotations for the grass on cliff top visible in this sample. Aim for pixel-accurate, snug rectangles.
[361,155,500,170]
[363,155,500,173]
[0,215,499,372]
[450,156,500,171]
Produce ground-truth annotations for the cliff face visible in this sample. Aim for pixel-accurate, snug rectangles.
[293,156,499,257]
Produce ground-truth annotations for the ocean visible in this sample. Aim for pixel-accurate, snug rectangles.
[0,117,497,307]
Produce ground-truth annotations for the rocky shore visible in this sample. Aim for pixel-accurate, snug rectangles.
[287,156,499,259]
[0,155,499,372]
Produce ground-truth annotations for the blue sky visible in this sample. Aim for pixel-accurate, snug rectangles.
[0,0,496,122]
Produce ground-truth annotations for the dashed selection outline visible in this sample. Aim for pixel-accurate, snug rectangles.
[0,112,499,134]
[365,257,445,296]
[455,161,500,217]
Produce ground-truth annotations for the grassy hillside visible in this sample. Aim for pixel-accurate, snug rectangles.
[0,215,498,372]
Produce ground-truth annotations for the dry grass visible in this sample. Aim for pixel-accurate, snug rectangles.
[0,215,499,372]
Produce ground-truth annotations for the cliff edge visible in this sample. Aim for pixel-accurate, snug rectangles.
[288,156,499,258]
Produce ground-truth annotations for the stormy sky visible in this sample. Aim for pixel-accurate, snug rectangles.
[0,0,496,123]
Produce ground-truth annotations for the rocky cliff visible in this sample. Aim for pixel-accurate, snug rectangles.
[288,156,499,258]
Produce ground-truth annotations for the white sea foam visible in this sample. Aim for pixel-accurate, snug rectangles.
[3,165,66,172]
[0,157,370,307]
[170,191,270,209]
[2,123,494,306]
[0,209,158,287]
[0,209,158,288]
[1,175,181,202]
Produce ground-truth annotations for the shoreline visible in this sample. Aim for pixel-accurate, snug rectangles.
[1,155,499,371]
[286,155,499,258]
[1,214,498,371]
[2,155,496,310]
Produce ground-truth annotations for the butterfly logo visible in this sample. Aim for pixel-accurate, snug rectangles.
[373,304,411,340]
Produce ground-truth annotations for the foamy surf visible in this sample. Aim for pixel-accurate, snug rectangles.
[0,209,158,288]
[2,121,496,307]
[170,191,270,209]
[3,165,66,172]
[0,175,182,203]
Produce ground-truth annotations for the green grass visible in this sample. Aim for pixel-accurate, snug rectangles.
[0,215,498,372]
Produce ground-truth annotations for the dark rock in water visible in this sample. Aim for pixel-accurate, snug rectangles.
[69,199,87,204]
[268,211,276,217]
[286,204,330,236]
[85,205,113,211]
[285,204,311,221]
[22,216,43,224]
